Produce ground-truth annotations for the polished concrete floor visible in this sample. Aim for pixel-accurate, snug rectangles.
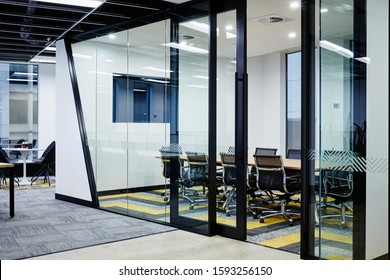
[28,230,301,260]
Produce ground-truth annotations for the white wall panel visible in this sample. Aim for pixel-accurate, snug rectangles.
[365,0,389,259]
[55,40,92,202]
[38,63,56,153]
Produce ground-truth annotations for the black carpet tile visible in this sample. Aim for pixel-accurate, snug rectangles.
[0,188,175,259]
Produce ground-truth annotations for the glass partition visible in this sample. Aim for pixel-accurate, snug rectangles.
[318,0,355,259]
[0,63,38,154]
[216,10,237,228]
[74,2,211,235]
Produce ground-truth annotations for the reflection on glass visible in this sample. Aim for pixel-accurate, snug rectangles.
[0,63,38,156]
[216,11,237,228]
[318,0,354,260]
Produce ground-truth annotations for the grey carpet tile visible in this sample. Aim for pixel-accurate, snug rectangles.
[0,188,175,260]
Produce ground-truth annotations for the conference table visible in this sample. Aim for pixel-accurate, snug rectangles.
[3,147,44,185]
[0,162,15,218]
[157,154,320,172]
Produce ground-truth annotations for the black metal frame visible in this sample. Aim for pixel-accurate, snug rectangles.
[62,39,99,207]
[300,0,316,259]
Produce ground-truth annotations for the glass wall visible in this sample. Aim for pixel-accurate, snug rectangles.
[318,0,355,260]
[0,63,38,156]
[317,0,388,260]
[73,2,210,234]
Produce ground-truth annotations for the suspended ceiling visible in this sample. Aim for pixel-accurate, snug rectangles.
[0,0,181,63]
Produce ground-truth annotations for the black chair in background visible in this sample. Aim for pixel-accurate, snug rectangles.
[9,138,25,160]
[30,141,55,186]
[254,147,278,156]
[184,151,209,209]
[254,155,301,226]
[320,169,353,227]
[0,147,20,187]
[249,147,278,190]
[220,153,266,218]
[287,148,301,159]
[159,144,183,203]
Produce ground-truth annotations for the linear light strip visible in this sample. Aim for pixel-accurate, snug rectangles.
[34,0,105,8]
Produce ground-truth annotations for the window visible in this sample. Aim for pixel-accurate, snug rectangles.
[112,75,170,123]
[286,52,301,151]
[0,62,38,148]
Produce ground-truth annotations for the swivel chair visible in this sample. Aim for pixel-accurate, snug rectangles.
[254,155,301,226]
[320,169,353,227]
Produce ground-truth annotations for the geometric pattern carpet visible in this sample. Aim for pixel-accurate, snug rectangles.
[0,187,175,260]
[99,188,353,260]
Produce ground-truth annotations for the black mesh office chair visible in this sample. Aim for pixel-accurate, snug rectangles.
[249,147,278,194]
[254,155,301,226]
[320,169,353,227]
[159,145,182,203]
[0,147,21,187]
[30,141,55,186]
[184,151,209,210]
[254,147,278,156]
[220,153,266,218]
[287,149,301,159]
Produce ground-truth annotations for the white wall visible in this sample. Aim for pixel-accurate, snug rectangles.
[55,40,92,202]
[248,52,285,156]
[72,26,170,192]
[365,0,389,260]
[38,63,56,153]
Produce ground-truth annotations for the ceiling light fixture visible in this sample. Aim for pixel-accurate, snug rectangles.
[320,8,329,13]
[163,42,208,54]
[288,32,297,38]
[34,0,105,8]
[290,2,300,8]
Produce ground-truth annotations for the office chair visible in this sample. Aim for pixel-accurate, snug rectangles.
[220,153,266,218]
[254,155,301,226]
[249,147,278,196]
[184,151,209,210]
[159,144,184,204]
[320,169,353,227]
[254,147,278,156]
[29,141,56,186]
[9,138,25,160]
[0,147,20,187]
[287,148,301,159]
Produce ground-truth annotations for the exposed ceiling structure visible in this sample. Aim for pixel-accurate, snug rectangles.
[0,0,352,64]
[0,0,179,63]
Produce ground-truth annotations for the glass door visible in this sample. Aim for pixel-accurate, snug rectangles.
[212,0,248,240]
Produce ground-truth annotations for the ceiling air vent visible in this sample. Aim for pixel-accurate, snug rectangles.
[250,14,292,24]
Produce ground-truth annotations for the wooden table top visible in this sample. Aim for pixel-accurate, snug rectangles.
[0,162,14,168]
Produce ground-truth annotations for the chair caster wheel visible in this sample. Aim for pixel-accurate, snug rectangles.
[288,219,294,226]
[226,213,231,217]
[189,205,194,210]
[260,218,264,223]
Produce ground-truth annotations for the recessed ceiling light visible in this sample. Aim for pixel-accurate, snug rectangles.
[34,0,105,8]
[108,34,116,39]
[288,32,297,38]
[290,2,299,9]
[320,8,329,13]
[225,25,234,31]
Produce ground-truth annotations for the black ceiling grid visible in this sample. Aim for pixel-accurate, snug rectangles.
[0,0,177,63]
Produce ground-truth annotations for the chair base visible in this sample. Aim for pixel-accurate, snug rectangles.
[30,165,55,186]
[259,201,301,226]
[320,202,353,228]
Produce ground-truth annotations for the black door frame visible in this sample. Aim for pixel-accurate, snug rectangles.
[209,0,247,241]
